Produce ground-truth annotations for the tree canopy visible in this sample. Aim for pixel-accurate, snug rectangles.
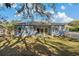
[0,3,56,22]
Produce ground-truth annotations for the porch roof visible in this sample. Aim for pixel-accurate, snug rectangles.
[15,21,66,26]
[16,21,51,26]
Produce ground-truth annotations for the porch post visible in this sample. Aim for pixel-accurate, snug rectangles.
[43,27,45,34]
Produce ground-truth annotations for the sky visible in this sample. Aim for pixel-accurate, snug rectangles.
[56,3,79,19]
[0,3,79,23]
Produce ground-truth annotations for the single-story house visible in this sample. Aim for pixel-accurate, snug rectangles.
[14,21,66,37]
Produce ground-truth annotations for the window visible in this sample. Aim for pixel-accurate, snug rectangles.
[45,28,48,34]
[40,28,43,33]
[37,28,40,33]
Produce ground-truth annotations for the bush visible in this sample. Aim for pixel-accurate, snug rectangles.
[68,27,79,32]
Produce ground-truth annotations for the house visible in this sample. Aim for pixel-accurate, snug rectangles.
[14,21,66,37]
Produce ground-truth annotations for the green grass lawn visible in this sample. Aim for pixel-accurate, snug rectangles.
[0,35,79,56]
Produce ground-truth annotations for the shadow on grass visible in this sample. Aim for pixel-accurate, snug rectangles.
[0,37,39,56]
[0,43,38,56]
[0,45,19,56]
[0,43,52,56]
[0,36,79,56]
[33,43,53,56]
[45,41,79,56]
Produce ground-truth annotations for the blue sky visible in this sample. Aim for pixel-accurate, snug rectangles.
[0,3,79,23]
[56,3,79,19]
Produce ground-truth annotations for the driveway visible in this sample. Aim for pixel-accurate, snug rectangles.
[65,32,79,40]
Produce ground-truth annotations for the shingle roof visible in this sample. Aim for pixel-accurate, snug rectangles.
[16,21,66,26]
[52,23,66,26]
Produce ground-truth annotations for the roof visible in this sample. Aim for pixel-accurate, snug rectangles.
[16,21,66,26]
[16,21,51,26]
[52,23,67,26]
[30,21,51,26]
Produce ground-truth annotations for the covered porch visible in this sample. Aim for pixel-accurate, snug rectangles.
[33,25,51,35]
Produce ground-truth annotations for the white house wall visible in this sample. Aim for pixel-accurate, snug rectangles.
[51,25,65,36]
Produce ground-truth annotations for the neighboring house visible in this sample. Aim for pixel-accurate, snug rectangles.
[14,21,66,37]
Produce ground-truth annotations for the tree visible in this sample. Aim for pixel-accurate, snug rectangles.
[0,3,56,43]
[0,19,22,38]
[3,3,56,22]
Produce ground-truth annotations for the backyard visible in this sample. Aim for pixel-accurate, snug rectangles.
[0,35,79,56]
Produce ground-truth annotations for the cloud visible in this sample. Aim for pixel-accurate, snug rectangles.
[61,5,65,10]
[53,12,74,23]
[45,9,55,14]
[48,9,55,14]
